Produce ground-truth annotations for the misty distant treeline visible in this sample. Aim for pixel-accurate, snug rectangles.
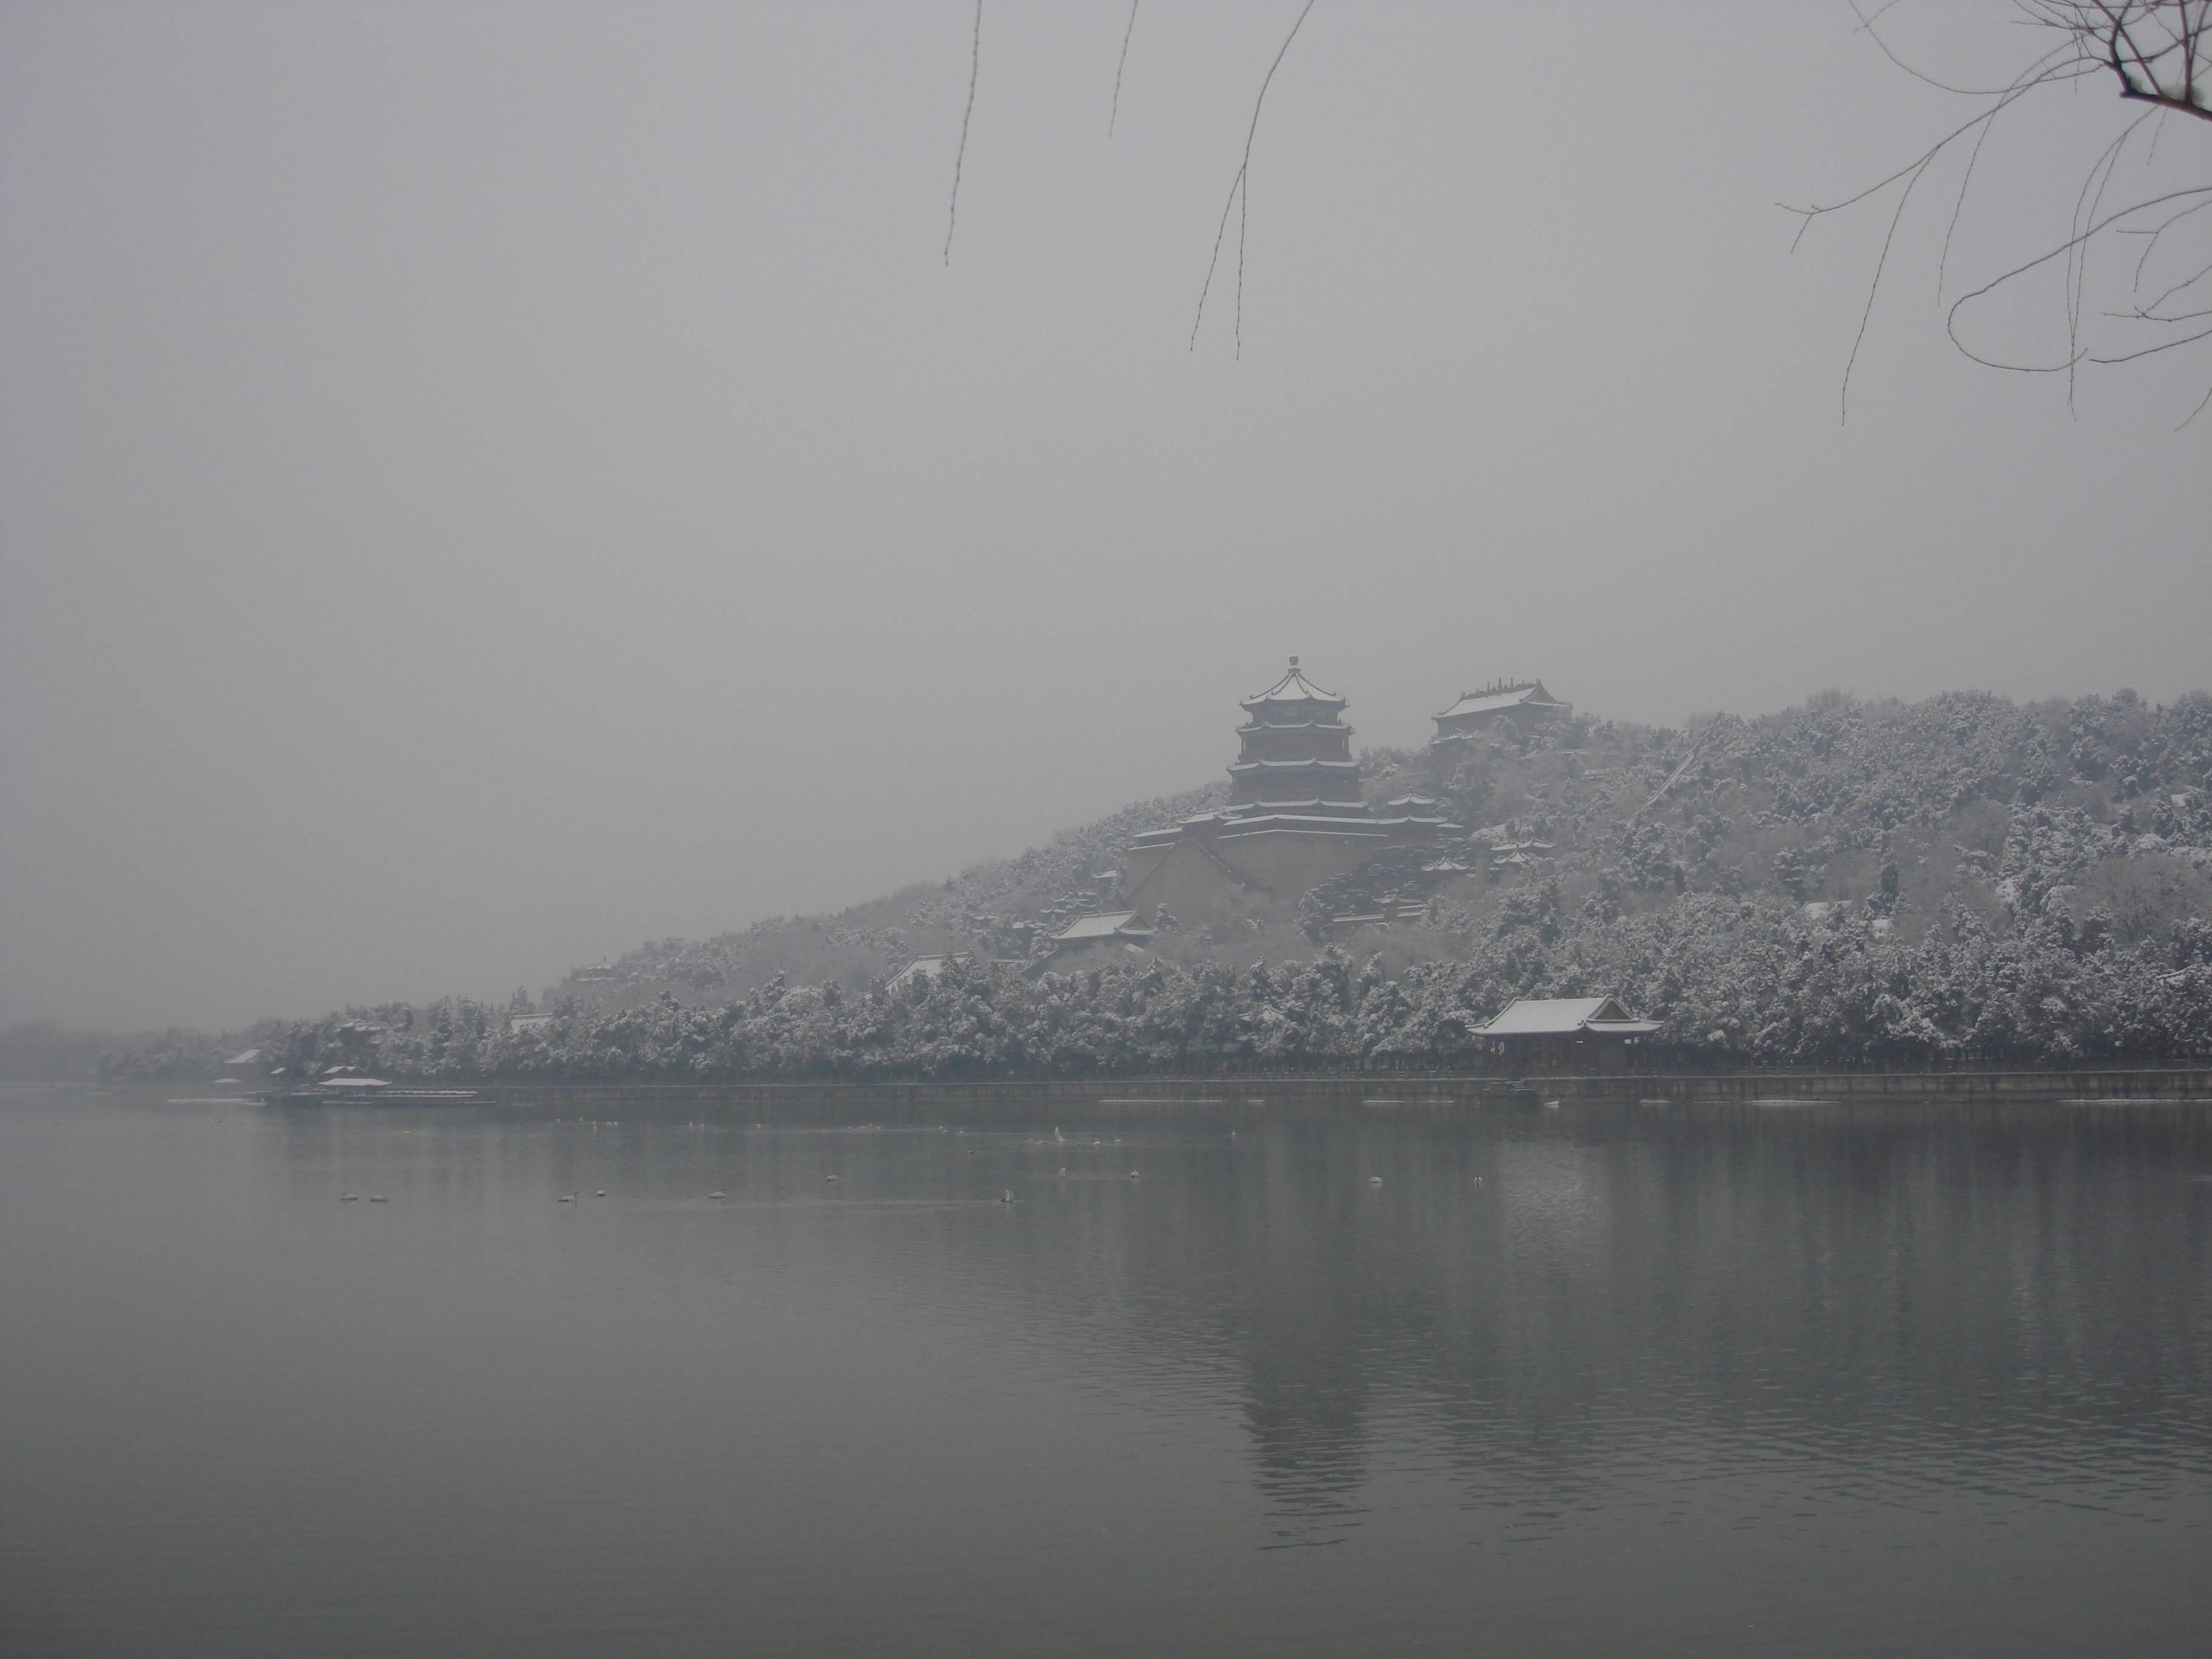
[67,688,2212,1082]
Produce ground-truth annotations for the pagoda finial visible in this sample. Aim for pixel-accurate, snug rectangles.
[1289,655,1299,669]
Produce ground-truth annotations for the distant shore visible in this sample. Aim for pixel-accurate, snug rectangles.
[410,1066,2212,1114]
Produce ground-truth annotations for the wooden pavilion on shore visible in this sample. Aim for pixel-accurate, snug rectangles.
[1475,996,1661,1071]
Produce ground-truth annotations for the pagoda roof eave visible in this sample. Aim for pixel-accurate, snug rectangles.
[1241,657,1346,711]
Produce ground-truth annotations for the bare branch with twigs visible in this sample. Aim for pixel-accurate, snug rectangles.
[1789,0,2212,424]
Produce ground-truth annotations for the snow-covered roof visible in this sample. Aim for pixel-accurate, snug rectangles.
[221,1048,264,1066]
[1242,657,1345,710]
[887,953,968,990]
[1051,911,1147,942]
[1386,794,1439,809]
[319,1076,394,1090]
[1212,814,1380,831]
[1435,681,1565,722]
[1478,996,1660,1037]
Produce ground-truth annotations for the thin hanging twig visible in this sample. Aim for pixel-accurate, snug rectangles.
[945,0,982,265]
[1109,1,1139,137]
[1235,169,1250,358]
[1191,0,1319,356]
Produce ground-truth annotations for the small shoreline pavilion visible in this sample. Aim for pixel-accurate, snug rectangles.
[1475,995,1663,1072]
[1124,659,1456,922]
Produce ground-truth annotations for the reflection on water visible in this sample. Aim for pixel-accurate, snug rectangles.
[2,1088,2208,1657]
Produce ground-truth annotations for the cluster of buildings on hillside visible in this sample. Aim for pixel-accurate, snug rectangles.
[894,657,1657,1062]
[1101,659,1564,942]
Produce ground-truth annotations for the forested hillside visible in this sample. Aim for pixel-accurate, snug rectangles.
[87,689,2212,1081]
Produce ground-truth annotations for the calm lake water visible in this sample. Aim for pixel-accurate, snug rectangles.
[3,1086,2209,1658]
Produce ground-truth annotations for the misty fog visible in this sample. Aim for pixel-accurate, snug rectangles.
[4,1,2207,1030]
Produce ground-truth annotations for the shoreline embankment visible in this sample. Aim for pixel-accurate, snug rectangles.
[448,1067,2212,1119]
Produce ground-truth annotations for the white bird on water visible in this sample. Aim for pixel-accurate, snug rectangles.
[370,1195,388,1204]
[1002,1190,1014,1205]
[558,1193,575,1203]
[709,1190,726,1200]
[341,1193,358,1202]
[1369,1176,1383,1186]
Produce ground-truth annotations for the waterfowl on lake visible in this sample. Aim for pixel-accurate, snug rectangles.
[341,1193,358,1202]
[708,1190,726,1199]
[1369,1176,1383,1185]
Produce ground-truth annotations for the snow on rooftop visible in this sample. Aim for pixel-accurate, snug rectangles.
[1435,682,1565,721]
[886,953,968,989]
[1242,657,1344,708]
[1478,996,1660,1037]
[1052,911,1146,942]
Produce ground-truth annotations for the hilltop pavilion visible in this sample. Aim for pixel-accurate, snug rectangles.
[1431,679,1567,744]
[1122,659,1455,923]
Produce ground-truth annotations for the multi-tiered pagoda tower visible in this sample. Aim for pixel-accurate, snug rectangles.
[1122,658,1455,923]
[1226,659,1367,819]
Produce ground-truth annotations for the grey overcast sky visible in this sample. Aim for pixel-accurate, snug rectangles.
[3,1,2208,1030]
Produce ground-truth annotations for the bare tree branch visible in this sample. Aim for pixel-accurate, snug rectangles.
[1792,1,2212,418]
[1110,1,1140,138]
[1192,0,1320,358]
[945,0,982,266]
[1945,183,2212,363]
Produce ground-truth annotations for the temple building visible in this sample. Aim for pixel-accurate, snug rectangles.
[1431,679,1567,745]
[1474,995,1661,1071]
[1122,659,1455,923]
[1226,657,1367,818]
